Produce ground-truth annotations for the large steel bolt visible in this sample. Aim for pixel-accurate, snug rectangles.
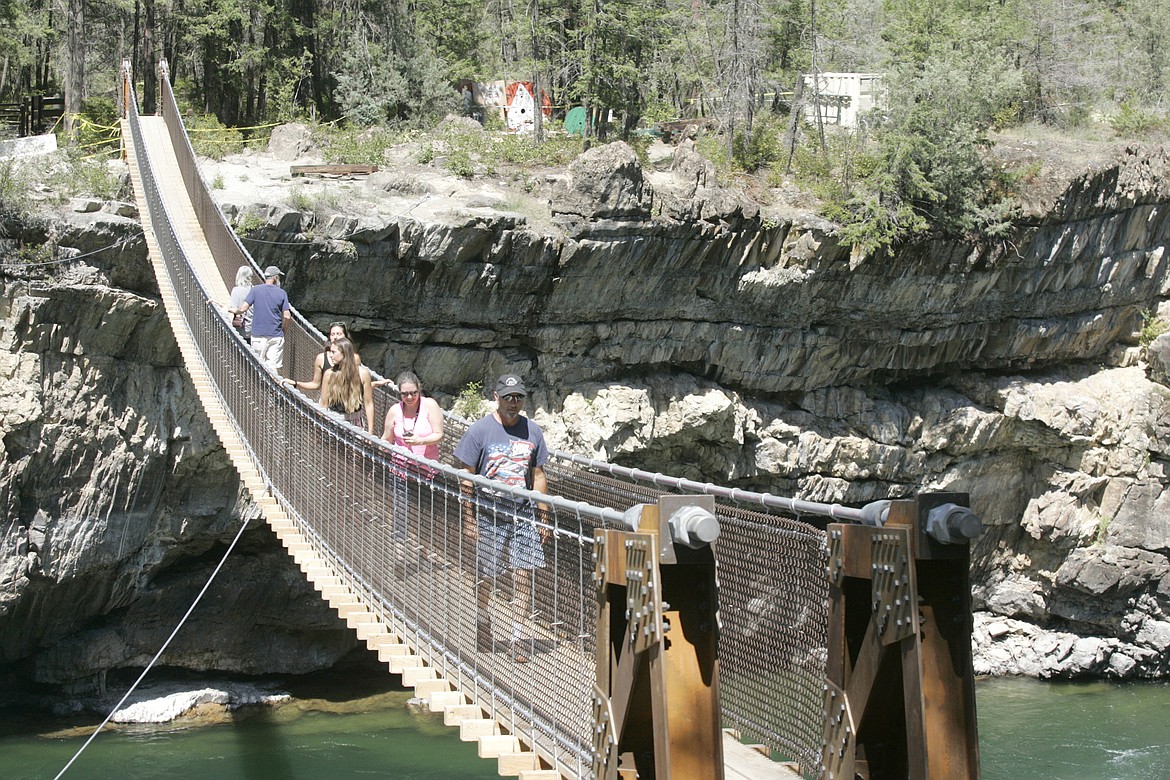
[925,503,982,544]
[666,504,721,548]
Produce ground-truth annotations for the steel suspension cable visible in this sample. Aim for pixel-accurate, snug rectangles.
[52,515,252,780]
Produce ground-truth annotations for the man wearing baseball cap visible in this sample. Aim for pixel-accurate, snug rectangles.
[454,372,552,663]
[229,266,291,373]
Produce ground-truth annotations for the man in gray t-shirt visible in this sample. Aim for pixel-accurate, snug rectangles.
[454,373,551,663]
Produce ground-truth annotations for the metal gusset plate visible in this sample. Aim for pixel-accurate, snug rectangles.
[871,529,915,643]
[591,685,619,780]
[827,526,845,586]
[624,534,661,654]
[820,679,855,780]
[593,530,608,591]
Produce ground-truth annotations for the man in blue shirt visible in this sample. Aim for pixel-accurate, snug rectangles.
[454,373,551,663]
[230,266,291,373]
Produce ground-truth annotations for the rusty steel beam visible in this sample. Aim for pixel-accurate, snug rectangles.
[593,497,724,780]
[822,494,981,780]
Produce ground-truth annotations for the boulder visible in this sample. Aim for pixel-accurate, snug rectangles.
[268,123,317,161]
[550,141,653,222]
[1147,331,1170,387]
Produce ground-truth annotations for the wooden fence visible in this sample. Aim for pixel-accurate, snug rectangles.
[0,95,65,137]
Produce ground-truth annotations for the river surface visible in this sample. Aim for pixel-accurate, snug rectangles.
[3,677,1168,779]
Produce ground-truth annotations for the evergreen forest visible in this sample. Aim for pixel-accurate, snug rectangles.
[3,0,1170,246]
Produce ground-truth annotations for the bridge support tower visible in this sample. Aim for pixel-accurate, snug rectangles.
[821,492,982,780]
[591,495,724,780]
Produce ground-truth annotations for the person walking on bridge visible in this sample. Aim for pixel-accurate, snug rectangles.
[281,321,362,396]
[382,370,445,554]
[454,373,552,664]
[228,265,254,339]
[228,265,290,373]
[319,337,376,434]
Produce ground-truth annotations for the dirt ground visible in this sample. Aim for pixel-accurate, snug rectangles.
[195,122,1150,232]
[987,126,1143,216]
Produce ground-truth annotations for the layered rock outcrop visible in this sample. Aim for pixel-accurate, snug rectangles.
[233,139,1170,678]
[0,206,354,705]
[1,136,1168,700]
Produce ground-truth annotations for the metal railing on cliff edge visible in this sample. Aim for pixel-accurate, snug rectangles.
[120,60,850,778]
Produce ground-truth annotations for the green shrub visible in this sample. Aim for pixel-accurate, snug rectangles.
[731,115,785,172]
[827,195,930,257]
[454,381,486,420]
[11,242,53,265]
[1140,309,1168,347]
[625,134,653,167]
[472,130,581,169]
[47,151,128,201]
[444,147,475,178]
[77,96,121,155]
[285,185,343,219]
[694,130,733,178]
[1094,512,1112,545]
[0,159,34,217]
[416,140,436,164]
[482,109,506,132]
[317,124,400,165]
[187,114,245,159]
[288,186,314,212]
[1110,102,1167,137]
[641,100,676,124]
[235,212,266,234]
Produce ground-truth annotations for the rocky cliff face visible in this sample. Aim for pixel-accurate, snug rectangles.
[0,206,353,706]
[1,135,1168,701]
[237,138,1170,678]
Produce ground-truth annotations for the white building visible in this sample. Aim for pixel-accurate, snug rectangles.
[802,73,884,128]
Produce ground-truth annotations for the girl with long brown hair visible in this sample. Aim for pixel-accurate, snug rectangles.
[319,337,375,433]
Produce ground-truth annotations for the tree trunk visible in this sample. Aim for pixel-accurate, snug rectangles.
[531,0,543,143]
[63,0,85,143]
[142,0,157,115]
[582,0,601,150]
[810,0,825,156]
[783,75,804,174]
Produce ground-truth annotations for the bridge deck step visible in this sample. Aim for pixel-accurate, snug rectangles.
[332,602,366,617]
[318,585,352,601]
[376,644,410,662]
[444,704,483,726]
[460,719,499,740]
[413,678,452,696]
[401,666,436,686]
[354,622,388,640]
[477,734,521,758]
[387,655,425,674]
[428,691,465,712]
[497,751,542,775]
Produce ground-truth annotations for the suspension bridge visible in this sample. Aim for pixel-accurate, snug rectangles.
[117,61,981,780]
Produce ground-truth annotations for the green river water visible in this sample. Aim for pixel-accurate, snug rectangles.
[3,677,1168,779]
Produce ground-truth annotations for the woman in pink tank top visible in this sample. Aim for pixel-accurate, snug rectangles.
[382,371,444,471]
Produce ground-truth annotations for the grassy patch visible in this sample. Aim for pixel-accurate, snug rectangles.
[316,124,405,166]
[235,212,266,234]
[1140,309,1168,349]
[0,158,35,217]
[60,154,127,201]
[187,114,247,159]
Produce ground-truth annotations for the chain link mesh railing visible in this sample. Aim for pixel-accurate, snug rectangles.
[124,62,834,777]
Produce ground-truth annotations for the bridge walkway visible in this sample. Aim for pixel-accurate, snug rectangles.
[121,62,815,779]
